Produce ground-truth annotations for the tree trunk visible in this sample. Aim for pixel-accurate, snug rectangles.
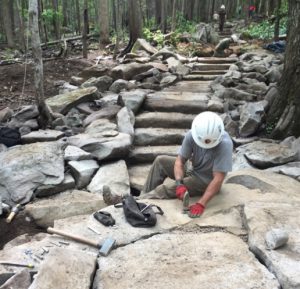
[62,0,68,28]
[267,0,300,138]
[161,0,167,33]
[28,0,52,128]
[274,0,281,41]
[113,0,121,60]
[15,0,26,50]
[155,0,161,27]
[51,0,60,39]
[120,0,142,56]
[99,0,110,47]
[2,0,15,47]
[171,0,177,31]
[75,0,81,34]
[82,0,89,58]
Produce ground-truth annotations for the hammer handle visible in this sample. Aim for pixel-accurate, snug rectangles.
[47,227,100,248]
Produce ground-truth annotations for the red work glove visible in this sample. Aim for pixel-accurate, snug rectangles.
[175,184,187,200]
[188,203,205,218]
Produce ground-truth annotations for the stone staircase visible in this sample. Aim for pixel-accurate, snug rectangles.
[128,57,237,192]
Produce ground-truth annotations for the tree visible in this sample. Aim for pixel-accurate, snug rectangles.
[82,0,89,58]
[99,0,110,47]
[28,0,52,128]
[1,0,15,48]
[120,0,142,56]
[266,0,300,138]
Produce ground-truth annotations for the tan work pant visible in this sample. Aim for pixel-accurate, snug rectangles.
[141,156,208,199]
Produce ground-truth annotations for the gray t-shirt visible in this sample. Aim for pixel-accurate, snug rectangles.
[178,130,233,185]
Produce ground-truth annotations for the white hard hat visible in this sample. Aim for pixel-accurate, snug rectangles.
[231,34,239,42]
[191,111,225,149]
[221,4,225,9]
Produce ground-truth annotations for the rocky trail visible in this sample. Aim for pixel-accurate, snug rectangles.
[0,37,300,289]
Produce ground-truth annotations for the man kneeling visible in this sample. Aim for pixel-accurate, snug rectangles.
[141,111,233,218]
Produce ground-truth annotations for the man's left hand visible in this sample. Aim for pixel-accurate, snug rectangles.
[188,203,205,218]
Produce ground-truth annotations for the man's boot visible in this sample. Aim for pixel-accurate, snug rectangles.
[103,185,123,206]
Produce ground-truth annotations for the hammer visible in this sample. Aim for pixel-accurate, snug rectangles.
[47,227,115,256]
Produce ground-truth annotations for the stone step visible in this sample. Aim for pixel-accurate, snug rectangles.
[128,145,180,163]
[163,81,211,93]
[193,63,231,71]
[134,128,187,146]
[135,112,195,129]
[144,91,209,113]
[128,164,152,191]
[190,70,227,75]
[196,57,237,64]
[183,75,219,81]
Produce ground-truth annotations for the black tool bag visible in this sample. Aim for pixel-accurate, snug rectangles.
[0,127,21,147]
[119,195,164,228]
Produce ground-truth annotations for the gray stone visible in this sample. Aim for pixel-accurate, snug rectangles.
[84,119,117,135]
[117,107,135,137]
[133,38,158,55]
[266,162,300,179]
[69,160,99,189]
[68,132,132,161]
[135,112,195,129]
[221,88,256,101]
[239,102,265,137]
[128,145,180,163]
[13,105,39,122]
[265,66,282,83]
[128,164,151,191]
[83,105,121,127]
[207,98,224,113]
[35,174,75,198]
[81,75,113,92]
[119,90,147,114]
[133,68,161,82]
[221,114,239,137]
[21,130,64,144]
[241,141,298,169]
[0,142,64,205]
[70,76,84,86]
[58,82,78,94]
[160,74,177,87]
[0,107,13,123]
[46,87,99,114]
[242,64,268,74]
[166,57,190,75]
[25,190,104,227]
[8,118,39,130]
[88,160,130,196]
[78,63,111,79]
[76,102,98,115]
[265,228,289,250]
[243,72,266,83]
[245,201,300,289]
[93,232,279,289]
[0,269,31,289]
[64,145,92,161]
[134,128,186,146]
[28,248,96,289]
[109,79,129,93]
[111,62,153,80]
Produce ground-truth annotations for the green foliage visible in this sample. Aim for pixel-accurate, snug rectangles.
[241,16,287,40]
[142,28,164,47]
[174,13,196,34]
[41,9,63,27]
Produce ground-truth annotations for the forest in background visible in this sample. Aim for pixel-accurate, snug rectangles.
[0,0,288,52]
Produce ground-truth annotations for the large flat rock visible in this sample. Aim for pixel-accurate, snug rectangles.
[135,112,195,129]
[46,87,98,114]
[245,201,300,289]
[134,128,187,146]
[28,248,96,289]
[128,164,152,191]
[21,130,64,144]
[144,91,209,113]
[192,63,231,71]
[94,232,279,289]
[0,142,64,205]
[128,145,180,163]
[164,80,211,93]
[25,190,105,227]
[266,161,300,180]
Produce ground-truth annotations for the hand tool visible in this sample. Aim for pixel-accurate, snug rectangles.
[6,204,21,223]
[47,227,116,256]
[0,261,34,269]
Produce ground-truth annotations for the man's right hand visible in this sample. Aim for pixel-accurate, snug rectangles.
[176,184,188,200]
